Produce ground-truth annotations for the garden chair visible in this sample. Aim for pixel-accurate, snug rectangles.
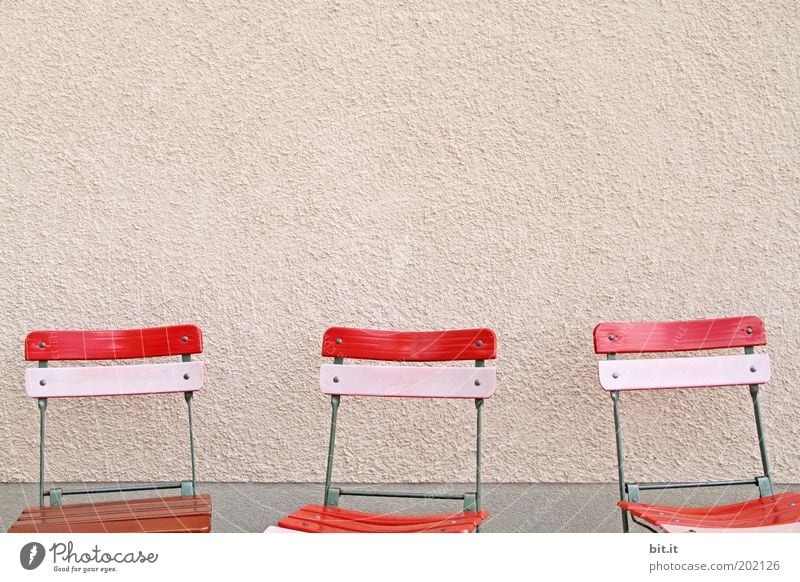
[270,327,497,533]
[7,324,212,533]
[594,316,800,532]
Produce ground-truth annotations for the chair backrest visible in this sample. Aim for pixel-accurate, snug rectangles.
[319,327,497,514]
[26,324,204,508]
[593,316,774,532]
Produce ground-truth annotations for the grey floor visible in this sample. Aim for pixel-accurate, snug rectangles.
[2,482,797,533]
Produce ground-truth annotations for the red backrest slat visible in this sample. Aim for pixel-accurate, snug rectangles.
[593,316,766,354]
[25,325,203,361]
[322,327,497,361]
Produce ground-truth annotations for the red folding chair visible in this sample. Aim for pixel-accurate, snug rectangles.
[8,325,212,533]
[271,327,497,533]
[594,316,800,532]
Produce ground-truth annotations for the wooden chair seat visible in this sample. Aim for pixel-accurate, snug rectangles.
[8,494,212,533]
[278,503,488,533]
[620,492,800,533]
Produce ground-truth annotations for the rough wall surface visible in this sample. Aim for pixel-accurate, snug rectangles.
[1,1,798,484]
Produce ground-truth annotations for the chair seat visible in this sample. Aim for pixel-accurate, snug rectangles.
[278,504,488,533]
[620,491,800,532]
[8,494,212,533]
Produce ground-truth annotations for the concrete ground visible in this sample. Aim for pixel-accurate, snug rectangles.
[2,483,797,533]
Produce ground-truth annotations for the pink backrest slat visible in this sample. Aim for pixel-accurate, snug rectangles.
[319,364,496,399]
[597,354,770,392]
[25,362,204,398]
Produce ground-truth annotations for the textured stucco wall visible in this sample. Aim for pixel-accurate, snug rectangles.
[1,1,798,484]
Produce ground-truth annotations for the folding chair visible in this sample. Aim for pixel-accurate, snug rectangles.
[594,316,800,533]
[271,327,497,533]
[7,325,212,533]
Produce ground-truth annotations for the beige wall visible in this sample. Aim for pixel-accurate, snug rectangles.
[1,1,799,484]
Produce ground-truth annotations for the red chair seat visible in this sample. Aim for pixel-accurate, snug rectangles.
[620,491,800,532]
[8,495,212,533]
[278,504,488,533]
